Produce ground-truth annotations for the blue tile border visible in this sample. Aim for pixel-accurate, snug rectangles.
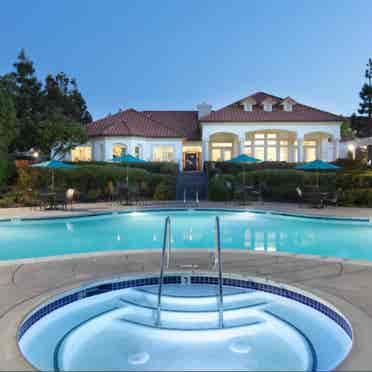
[18,274,352,343]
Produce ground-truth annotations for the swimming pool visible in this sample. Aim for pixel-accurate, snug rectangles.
[1,209,372,261]
[18,273,352,371]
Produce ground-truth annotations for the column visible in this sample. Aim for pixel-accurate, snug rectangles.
[320,138,329,161]
[203,140,209,162]
[297,138,304,162]
[333,138,340,160]
[288,142,294,162]
[239,136,245,155]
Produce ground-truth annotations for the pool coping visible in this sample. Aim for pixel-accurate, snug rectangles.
[0,206,370,223]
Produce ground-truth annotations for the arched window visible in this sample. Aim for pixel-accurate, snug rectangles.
[113,144,127,158]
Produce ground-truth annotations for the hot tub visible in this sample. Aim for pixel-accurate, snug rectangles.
[18,273,352,371]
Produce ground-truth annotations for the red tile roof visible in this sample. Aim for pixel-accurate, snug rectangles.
[142,110,200,140]
[201,92,343,122]
[86,92,342,140]
[86,109,183,138]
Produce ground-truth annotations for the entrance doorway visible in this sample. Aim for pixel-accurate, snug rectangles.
[184,152,200,171]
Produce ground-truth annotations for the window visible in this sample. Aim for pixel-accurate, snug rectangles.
[134,145,141,159]
[211,142,233,148]
[250,132,290,162]
[304,140,318,161]
[267,147,277,161]
[255,147,265,160]
[71,146,92,162]
[305,147,316,161]
[280,147,289,161]
[113,144,127,158]
[243,103,253,112]
[263,103,273,112]
[153,146,174,162]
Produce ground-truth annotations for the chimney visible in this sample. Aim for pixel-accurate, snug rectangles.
[197,102,212,119]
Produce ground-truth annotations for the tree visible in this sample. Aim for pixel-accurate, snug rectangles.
[37,114,87,159]
[42,73,92,124]
[358,58,372,118]
[10,49,43,151]
[0,50,92,158]
[0,87,17,154]
[0,87,17,185]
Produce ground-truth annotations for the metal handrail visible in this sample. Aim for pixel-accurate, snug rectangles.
[156,216,171,325]
[196,190,199,204]
[183,189,187,204]
[215,216,224,328]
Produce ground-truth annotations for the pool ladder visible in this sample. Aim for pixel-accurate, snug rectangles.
[156,216,224,328]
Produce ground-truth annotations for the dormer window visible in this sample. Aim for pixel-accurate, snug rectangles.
[280,97,296,112]
[241,97,256,112]
[243,103,253,112]
[262,97,276,112]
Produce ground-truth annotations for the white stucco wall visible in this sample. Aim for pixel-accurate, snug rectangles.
[86,136,183,169]
[200,121,342,161]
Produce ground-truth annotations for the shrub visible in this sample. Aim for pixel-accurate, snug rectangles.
[153,182,176,200]
[73,161,179,175]
[208,175,233,201]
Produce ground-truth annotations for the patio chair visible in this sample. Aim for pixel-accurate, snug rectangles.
[323,190,340,207]
[55,188,75,210]
[36,187,54,210]
[296,186,324,208]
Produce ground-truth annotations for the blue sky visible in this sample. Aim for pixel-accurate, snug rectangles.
[1,0,371,119]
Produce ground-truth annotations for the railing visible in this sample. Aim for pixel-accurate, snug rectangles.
[215,216,224,328]
[156,216,171,325]
[183,189,187,204]
[196,190,199,205]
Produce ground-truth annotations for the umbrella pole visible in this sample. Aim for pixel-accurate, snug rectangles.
[126,165,129,205]
[51,169,55,192]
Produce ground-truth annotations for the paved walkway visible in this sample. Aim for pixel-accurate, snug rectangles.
[1,250,372,370]
[0,200,371,219]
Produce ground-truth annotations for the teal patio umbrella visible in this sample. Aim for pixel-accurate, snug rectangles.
[226,154,261,185]
[31,160,76,191]
[295,160,341,188]
[111,154,146,184]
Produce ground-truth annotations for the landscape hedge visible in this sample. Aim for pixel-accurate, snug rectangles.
[208,167,372,205]
[73,161,179,175]
[1,163,176,206]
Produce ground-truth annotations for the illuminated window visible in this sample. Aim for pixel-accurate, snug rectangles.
[280,147,289,161]
[305,147,317,161]
[254,133,265,139]
[267,133,277,139]
[267,147,277,161]
[113,144,127,158]
[211,142,233,148]
[71,146,92,162]
[255,147,265,160]
[211,148,232,161]
[153,146,174,162]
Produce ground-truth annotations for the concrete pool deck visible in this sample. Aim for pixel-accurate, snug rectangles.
[1,200,372,219]
[1,204,372,370]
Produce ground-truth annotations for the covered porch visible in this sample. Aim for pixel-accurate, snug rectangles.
[203,128,340,163]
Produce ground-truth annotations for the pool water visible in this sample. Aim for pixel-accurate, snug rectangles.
[18,275,352,371]
[1,209,372,261]
[0,210,372,260]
